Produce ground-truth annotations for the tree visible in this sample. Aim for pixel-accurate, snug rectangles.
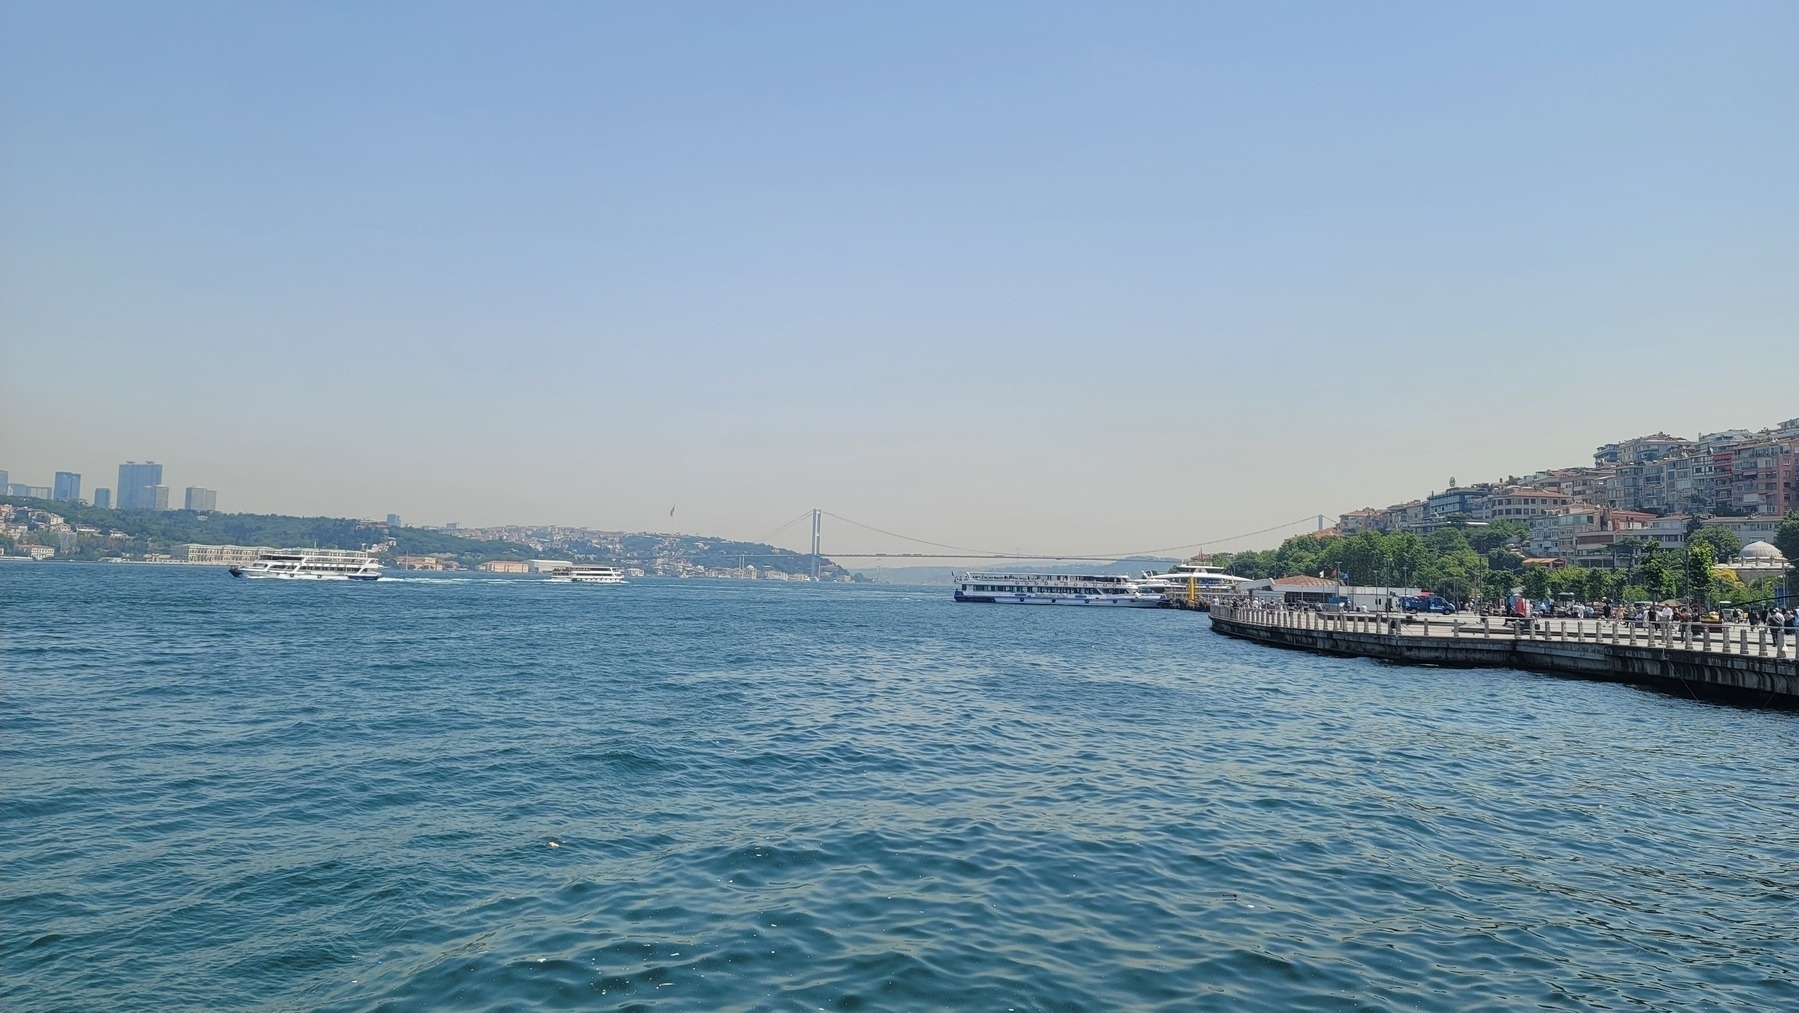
[1775,512,1799,571]
[1521,566,1552,600]
[1683,542,1715,604]
[1688,525,1742,563]
[1710,566,1749,604]
[1468,519,1528,553]
[1636,554,1678,600]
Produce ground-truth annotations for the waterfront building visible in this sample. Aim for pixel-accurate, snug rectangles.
[1641,515,1692,552]
[477,559,529,573]
[184,487,217,512]
[1528,503,1605,560]
[1705,515,1785,548]
[393,555,446,570]
[53,472,81,502]
[1717,437,1798,516]
[1568,510,1656,568]
[117,462,164,510]
[1425,484,1495,523]
[527,559,575,573]
[1598,433,1693,512]
[1487,487,1571,521]
[93,488,112,509]
[1378,500,1428,531]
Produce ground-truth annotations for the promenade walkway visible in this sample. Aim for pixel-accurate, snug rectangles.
[1210,602,1799,703]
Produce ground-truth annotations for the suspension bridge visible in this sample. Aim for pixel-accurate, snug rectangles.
[740,509,1332,579]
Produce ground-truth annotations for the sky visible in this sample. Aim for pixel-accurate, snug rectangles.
[2,2,1795,558]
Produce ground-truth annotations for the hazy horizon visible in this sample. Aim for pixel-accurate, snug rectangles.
[4,3,1795,557]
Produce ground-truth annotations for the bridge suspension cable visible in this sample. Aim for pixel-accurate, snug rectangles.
[811,511,1326,562]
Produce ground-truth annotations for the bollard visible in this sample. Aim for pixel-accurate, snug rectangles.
[1739,628,1747,655]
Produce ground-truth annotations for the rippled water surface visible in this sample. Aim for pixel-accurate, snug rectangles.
[5,564,1799,1010]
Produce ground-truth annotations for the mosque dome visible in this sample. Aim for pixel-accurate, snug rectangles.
[1738,540,1785,561]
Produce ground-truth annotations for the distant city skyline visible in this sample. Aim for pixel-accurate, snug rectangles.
[3,4,1795,554]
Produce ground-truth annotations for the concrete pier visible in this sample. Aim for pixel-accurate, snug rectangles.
[1210,603,1799,704]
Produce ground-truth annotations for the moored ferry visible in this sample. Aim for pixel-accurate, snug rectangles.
[229,549,383,581]
[954,572,1165,607]
[1136,561,1251,606]
[549,564,627,584]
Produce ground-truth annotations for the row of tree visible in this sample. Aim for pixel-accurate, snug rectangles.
[1214,513,1799,606]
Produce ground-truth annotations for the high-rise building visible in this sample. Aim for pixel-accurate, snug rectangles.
[117,461,164,510]
[146,485,170,511]
[10,484,53,498]
[94,488,113,509]
[53,472,82,502]
[0,470,8,492]
[184,487,218,512]
[387,513,402,527]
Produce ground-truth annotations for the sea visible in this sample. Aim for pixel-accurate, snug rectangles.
[5,563,1798,1010]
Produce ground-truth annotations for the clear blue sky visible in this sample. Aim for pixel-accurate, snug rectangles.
[3,2,1794,555]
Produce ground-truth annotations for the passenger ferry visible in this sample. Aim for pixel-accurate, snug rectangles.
[548,564,627,584]
[1137,561,1251,605]
[954,572,1165,607]
[229,549,383,581]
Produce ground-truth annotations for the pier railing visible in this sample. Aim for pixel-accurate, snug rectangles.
[1210,602,1798,660]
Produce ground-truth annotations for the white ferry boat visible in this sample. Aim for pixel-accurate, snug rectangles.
[954,572,1165,607]
[548,564,627,584]
[229,549,383,581]
[1137,561,1251,604]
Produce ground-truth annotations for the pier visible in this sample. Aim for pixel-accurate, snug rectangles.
[1209,603,1799,703]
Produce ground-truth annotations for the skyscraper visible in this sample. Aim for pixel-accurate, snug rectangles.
[54,472,81,502]
[146,485,170,511]
[94,488,113,509]
[0,470,9,492]
[387,513,402,527]
[184,487,217,512]
[117,461,164,510]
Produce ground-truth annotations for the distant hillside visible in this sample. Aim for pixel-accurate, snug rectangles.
[432,524,853,578]
[2,496,852,576]
[1,495,535,564]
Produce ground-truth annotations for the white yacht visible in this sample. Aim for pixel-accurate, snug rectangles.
[229,549,383,581]
[954,572,1165,607]
[549,564,627,584]
[1137,561,1251,605]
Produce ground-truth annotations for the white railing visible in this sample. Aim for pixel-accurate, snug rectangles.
[1210,602,1797,660]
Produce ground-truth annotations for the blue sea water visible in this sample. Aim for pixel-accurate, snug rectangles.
[4,564,1798,1010]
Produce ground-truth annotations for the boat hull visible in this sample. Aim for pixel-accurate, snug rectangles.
[954,592,1165,607]
[230,568,379,581]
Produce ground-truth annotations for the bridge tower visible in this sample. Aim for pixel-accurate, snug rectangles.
[810,509,821,580]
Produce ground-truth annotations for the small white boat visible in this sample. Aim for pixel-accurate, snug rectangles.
[229,549,382,581]
[549,564,627,584]
[954,572,1164,607]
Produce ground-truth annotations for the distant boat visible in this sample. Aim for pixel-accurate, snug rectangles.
[953,572,1164,607]
[229,549,382,581]
[548,565,627,585]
